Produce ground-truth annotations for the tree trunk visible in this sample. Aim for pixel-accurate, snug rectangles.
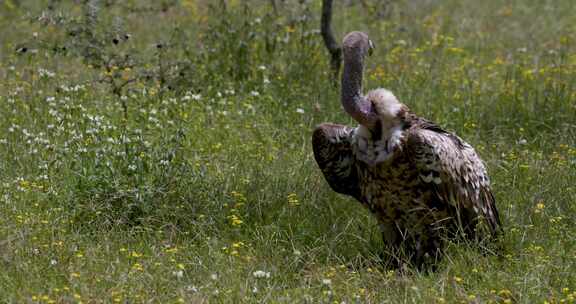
[320,0,342,86]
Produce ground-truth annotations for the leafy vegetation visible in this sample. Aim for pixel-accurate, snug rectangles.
[0,0,575,302]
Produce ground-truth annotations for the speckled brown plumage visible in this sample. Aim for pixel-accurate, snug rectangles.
[312,32,501,268]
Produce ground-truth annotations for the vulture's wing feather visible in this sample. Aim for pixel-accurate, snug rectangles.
[406,124,501,236]
[312,124,361,200]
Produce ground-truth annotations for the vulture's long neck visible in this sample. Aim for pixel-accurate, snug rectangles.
[341,50,379,129]
[341,52,365,119]
[341,56,364,107]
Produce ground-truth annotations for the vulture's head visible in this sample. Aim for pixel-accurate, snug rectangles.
[342,31,375,60]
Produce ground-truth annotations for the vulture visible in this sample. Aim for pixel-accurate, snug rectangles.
[312,31,501,267]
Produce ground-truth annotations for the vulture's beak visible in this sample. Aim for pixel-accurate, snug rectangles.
[368,39,375,56]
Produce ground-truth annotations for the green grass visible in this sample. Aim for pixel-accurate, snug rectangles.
[0,0,575,303]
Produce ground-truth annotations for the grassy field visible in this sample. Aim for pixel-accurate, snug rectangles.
[1,0,575,302]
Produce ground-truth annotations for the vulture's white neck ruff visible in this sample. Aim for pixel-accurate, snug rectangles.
[353,89,405,166]
[366,88,402,119]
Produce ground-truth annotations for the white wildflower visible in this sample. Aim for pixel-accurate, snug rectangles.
[252,270,271,279]
[38,68,55,78]
[172,270,184,278]
[322,279,332,286]
[296,108,305,114]
[187,286,198,293]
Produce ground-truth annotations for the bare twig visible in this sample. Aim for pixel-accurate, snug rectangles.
[320,0,342,85]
